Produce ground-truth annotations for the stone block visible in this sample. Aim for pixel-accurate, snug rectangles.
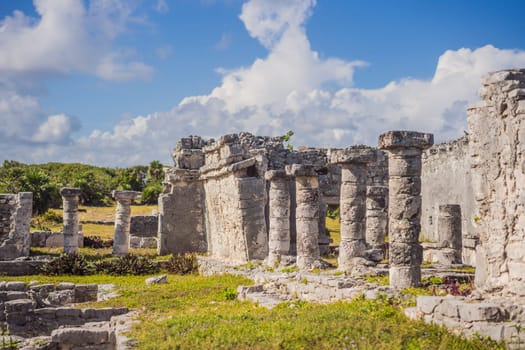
[378,131,434,150]
[458,302,504,322]
[435,298,463,319]
[56,307,81,318]
[4,299,34,313]
[33,307,57,318]
[330,146,377,164]
[6,291,28,300]
[51,327,109,345]
[416,296,445,315]
[74,284,98,303]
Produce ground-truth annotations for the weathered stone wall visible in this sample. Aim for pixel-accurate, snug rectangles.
[201,134,268,263]
[468,69,525,296]
[130,215,158,237]
[421,137,477,265]
[158,170,206,255]
[0,192,32,260]
[158,136,208,255]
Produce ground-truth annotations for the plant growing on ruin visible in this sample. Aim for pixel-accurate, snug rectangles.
[282,130,294,151]
[165,253,198,275]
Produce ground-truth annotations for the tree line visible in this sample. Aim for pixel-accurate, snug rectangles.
[0,160,165,214]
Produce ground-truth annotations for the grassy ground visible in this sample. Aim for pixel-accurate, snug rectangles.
[22,206,497,348]
[326,216,340,246]
[33,205,158,240]
[0,273,503,350]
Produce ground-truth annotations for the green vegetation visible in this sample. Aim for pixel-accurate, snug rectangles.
[0,160,165,214]
[0,273,503,349]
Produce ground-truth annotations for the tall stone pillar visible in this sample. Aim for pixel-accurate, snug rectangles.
[265,170,291,267]
[331,146,376,272]
[112,190,141,256]
[438,204,462,264]
[60,188,82,254]
[378,131,433,288]
[286,164,321,270]
[366,186,389,260]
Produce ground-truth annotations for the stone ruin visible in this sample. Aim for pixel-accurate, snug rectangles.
[1,68,524,345]
[0,192,32,260]
[0,280,131,349]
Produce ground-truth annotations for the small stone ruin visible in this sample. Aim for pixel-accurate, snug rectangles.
[0,281,130,349]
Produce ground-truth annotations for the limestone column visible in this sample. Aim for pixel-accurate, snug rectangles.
[438,204,462,264]
[286,164,321,270]
[378,130,433,288]
[366,186,389,259]
[331,146,376,272]
[60,188,82,254]
[112,190,141,255]
[265,170,291,267]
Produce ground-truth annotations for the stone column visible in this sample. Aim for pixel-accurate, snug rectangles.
[60,188,82,254]
[112,190,141,256]
[378,130,433,288]
[438,204,462,264]
[286,164,321,270]
[366,186,389,261]
[331,146,376,272]
[265,170,291,267]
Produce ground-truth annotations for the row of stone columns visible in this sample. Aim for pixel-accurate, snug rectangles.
[59,188,140,256]
[265,131,436,289]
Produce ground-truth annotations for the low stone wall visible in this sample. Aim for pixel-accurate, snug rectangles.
[407,295,525,346]
[31,230,84,248]
[0,281,130,350]
[130,216,158,237]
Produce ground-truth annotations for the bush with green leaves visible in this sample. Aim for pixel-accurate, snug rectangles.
[40,253,94,275]
[165,253,198,275]
[95,254,160,275]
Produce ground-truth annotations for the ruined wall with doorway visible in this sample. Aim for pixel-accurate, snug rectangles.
[421,137,477,265]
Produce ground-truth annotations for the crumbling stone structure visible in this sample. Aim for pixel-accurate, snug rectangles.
[0,192,32,260]
[468,69,525,296]
[331,146,376,271]
[60,187,82,254]
[421,137,477,265]
[379,130,433,288]
[112,190,141,255]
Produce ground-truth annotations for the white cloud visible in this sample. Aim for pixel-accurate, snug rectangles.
[156,45,173,60]
[0,0,153,162]
[33,114,80,144]
[3,0,525,167]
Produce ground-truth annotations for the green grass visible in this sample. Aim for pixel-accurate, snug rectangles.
[0,274,504,350]
[325,216,340,246]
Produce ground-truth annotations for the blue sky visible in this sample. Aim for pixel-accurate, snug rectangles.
[1,0,525,166]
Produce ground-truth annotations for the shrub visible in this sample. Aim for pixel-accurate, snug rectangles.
[41,210,63,223]
[96,254,160,275]
[40,253,94,275]
[83,236,113,248]
[165,253,198,275]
